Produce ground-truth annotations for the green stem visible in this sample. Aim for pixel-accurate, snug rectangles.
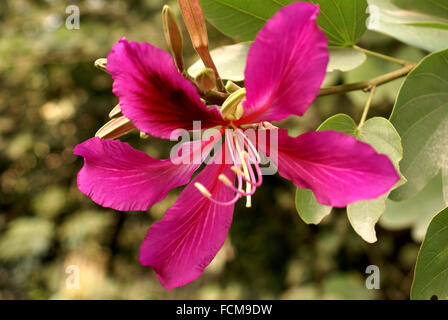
[358,85,376,129]
[353,45,410,66]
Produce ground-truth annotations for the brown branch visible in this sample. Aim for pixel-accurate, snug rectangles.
[318,63,417,97]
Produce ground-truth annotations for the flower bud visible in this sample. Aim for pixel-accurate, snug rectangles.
[162,5,185,73]
[95,115,136,140]
[177,0,224,91]
[108,104,122,119]
[195,68,216,93]
[94,58,108,72]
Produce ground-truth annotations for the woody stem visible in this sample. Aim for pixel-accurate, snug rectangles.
[318,62,416,97]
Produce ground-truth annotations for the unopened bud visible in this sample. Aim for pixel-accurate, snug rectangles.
[195,68,216,93]
[177,0,224,91]
[108,104,122,119]
[95,116,136,140]
[162,5,185,72]
[94,58,108,72]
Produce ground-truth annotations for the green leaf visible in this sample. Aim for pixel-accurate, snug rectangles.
[187,42,251,81]
[393,0,448,21]
[444,167,448,204]
[296,188,332,224]
[411,206,448,300]
[312,0,368,47]
[404,22,448,30]
[327,47,367,72]
[380,174,446,242]
[296,114,405,243]
[367,0,448,52]
[317,113,358,135]
[201,0,369,46]
[346,117,405,243]
[389,49,448,204]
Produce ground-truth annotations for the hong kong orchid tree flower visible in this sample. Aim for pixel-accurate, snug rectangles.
[74,2,399,289]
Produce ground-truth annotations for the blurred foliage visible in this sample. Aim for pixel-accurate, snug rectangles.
[0,0,431,300]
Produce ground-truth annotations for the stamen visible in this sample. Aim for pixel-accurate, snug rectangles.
[195,128,264,207]
[235,129,261,163]
[226,129,238,166]
[218,174,233,187]
[195,171,243,206]
[194,182,212,197]
[231,165,245,176]
[234,134,252,207]
[243,148,263,187]
[219,174,257,197]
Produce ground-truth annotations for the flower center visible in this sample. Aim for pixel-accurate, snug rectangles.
[220,88,245,121]
[194,128,263,208]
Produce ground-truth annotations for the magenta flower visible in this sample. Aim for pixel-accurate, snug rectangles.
[74,2,399,289]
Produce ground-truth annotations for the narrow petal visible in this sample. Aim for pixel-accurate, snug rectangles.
[257,129,400,207]
[107,38,225,139]
[139,146,235,289]
[239,3,328,124]
[73,135,219,211]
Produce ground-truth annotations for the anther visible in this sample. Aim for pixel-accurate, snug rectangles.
[231,166,245,176]
[194,182,211,197]
[218,174,233,187]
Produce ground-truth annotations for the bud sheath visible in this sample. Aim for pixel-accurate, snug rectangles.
[162,5,185,73]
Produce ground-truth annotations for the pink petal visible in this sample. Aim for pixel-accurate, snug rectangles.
[257,129,400,207]
[73,135,218,211]
[139,146,235,289]
[239,2,328,124]
[107,38,225,139]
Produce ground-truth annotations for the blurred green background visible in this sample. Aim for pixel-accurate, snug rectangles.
[0,0,440,300]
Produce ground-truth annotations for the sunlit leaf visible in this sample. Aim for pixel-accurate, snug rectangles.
[188,42,251,81]
[411,206,448,300]
[389,49,448,203]
[327,47,367,72]
[200,0,369,46]
[393,0,448,21]
[367,0,448,52]
[295,188,332,224]
[380,174,446,242]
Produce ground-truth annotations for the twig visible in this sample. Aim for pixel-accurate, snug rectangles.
[358,85,376,129]
[353,45,410,66]
[318,63,417,97]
